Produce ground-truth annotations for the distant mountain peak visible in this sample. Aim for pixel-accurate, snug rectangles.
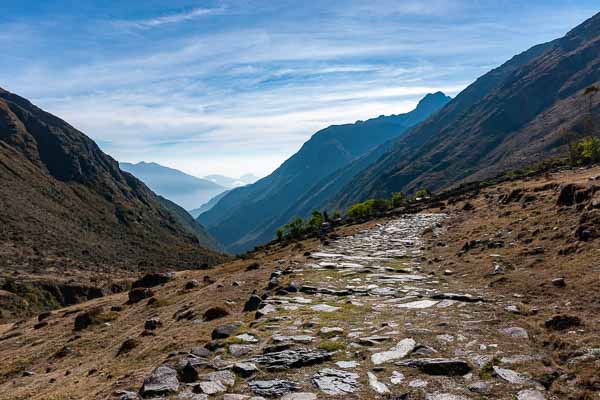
[415,91,452,112]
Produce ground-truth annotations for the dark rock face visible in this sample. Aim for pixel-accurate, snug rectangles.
[139,365,179,397]
[211,322,243,339]
[396,358,472,376]
[248,348,332,370]
[545,315,582,331]
[144,318,162,330]
[116,338,138,356]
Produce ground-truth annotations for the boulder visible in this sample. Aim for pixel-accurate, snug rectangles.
[132,272,174,289]
[203,306,229,321]
[140,365,179,397]
[545,315,581,331]
[212,322,243,339]
[243,295,262,312]
[128,288,154,304]
[249,380,297,397]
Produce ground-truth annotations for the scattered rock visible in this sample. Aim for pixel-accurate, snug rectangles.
[116,337,138,356]
[246,262,260,271]
[73,307,104,331]
[397,358,471,376]
[212,322,243,339]
[518,389,545,400]
[233,362,259,378]
[249,379,297,397]
[249,348,331,369]
[280,393,317,400]
[128,288,154,304]
[229,344,255,357]
[493,366,529,385]
[132,272,174,289]
[312,368,359,395]
[185,279,200,289]
[467,381,490,394]
[203,306,229,321]
[500,327,529,339]
[551,277,566,288]
[140,365,179,398]
[310,304,340,313]
[371,338,416,365]
[367,371,390,394]
[244,295,262,312]
[144,318,162,331]
[545,315,581,331]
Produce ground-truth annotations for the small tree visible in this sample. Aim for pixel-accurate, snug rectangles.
[276,228,284,241]
[285,218,305,239]
[569,136,600,165]
[413,188,431,201]
[332,210,341,220]
[308,210,324,232]
[391,192,406,208]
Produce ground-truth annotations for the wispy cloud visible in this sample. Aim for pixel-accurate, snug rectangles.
[117,6,224,29]
[1,0,598,177]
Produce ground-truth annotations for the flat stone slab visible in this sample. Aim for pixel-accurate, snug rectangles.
[312,368,359,395]
[397,300,439,309]
[311,304,341,313]
[367,371,390,394]
[371,338,416,365]
[249,380,297,397]
[493,366,530,385]
[249,348,331,369]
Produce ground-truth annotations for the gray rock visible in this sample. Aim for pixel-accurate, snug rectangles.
[144,318,162,331]
[518,390,545,400]
[244,295,262,312]
[233,362,259,378]
[367,371,390,394]
[212,322,243,339]
[426,394,468,400]
[280,393,317,400]
[117,391,141,400]
[248,348,331,369]
[390,371,404,385]
[493,366,529,384]
[249,379,298,397]
[229,344,255,357]
[190,346,212,358]
[371,338,416,365]
[140,365,179,397]
[235,333,259,343]
[311,304,340,313]
[272,334,314,343]
[397,358,472,376]
[185,279,200,289]
[431,293,484,302]
[468,381,490,394]
[177,392,208,400]
[255,304,277,319]
[501,327,529,339]
[312,368,359,395]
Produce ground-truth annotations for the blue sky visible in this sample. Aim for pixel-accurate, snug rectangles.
[0,1,598,178]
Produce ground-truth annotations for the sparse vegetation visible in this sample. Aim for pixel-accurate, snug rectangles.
[569,136,600,166]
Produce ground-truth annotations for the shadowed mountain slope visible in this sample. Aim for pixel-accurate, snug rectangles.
[333,12,600,208]
[0,88,226,273]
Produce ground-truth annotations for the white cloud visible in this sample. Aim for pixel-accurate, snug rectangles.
[116,7,224,29]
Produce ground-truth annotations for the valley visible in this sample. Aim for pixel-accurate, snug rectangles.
[1,165,599,399]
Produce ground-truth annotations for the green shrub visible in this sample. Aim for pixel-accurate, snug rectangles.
[570,136,600,165]
[391,192,406,208]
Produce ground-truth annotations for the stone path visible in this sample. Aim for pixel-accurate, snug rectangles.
[132,214,553,399]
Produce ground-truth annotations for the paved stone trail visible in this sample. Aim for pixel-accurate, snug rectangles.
[137,214,552,399]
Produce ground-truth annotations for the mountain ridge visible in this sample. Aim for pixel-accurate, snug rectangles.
[199,92,451,253]
[331,12,600,208]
